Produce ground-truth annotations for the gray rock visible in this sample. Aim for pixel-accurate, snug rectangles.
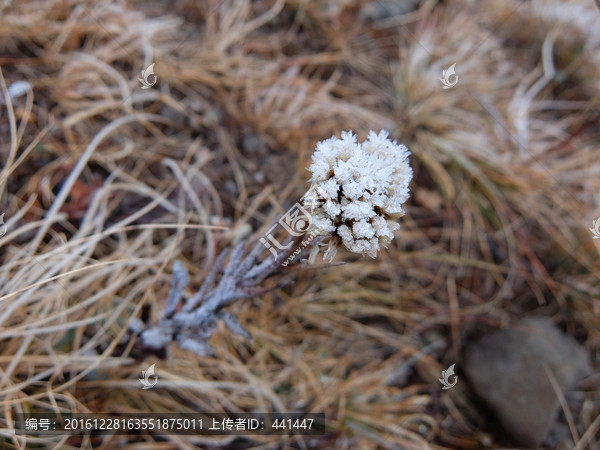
[463,317,591,448]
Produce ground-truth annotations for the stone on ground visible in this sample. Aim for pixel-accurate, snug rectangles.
[463,317,591,448]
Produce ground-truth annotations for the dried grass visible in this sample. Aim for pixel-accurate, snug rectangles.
[0,0,599,448]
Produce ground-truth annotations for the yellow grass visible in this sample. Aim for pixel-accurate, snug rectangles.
[0,0,599,448]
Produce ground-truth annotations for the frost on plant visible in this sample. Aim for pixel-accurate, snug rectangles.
[128,130,412,358]
[303,130,413,261]
[130,237,301,357]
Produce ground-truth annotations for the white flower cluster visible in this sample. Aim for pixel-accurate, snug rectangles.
[304,130,412,260]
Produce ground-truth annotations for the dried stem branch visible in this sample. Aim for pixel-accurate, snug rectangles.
[128,230,318,358]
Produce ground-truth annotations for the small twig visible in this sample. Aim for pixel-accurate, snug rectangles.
[164,260,188,318]
[130,229,315,358]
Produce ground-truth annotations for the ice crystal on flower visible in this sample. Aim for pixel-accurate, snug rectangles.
[304,130,412,260]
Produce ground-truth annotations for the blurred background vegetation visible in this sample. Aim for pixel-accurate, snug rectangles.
[0,0,599,448]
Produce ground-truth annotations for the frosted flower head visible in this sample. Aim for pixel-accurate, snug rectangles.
[303,130,412,260]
